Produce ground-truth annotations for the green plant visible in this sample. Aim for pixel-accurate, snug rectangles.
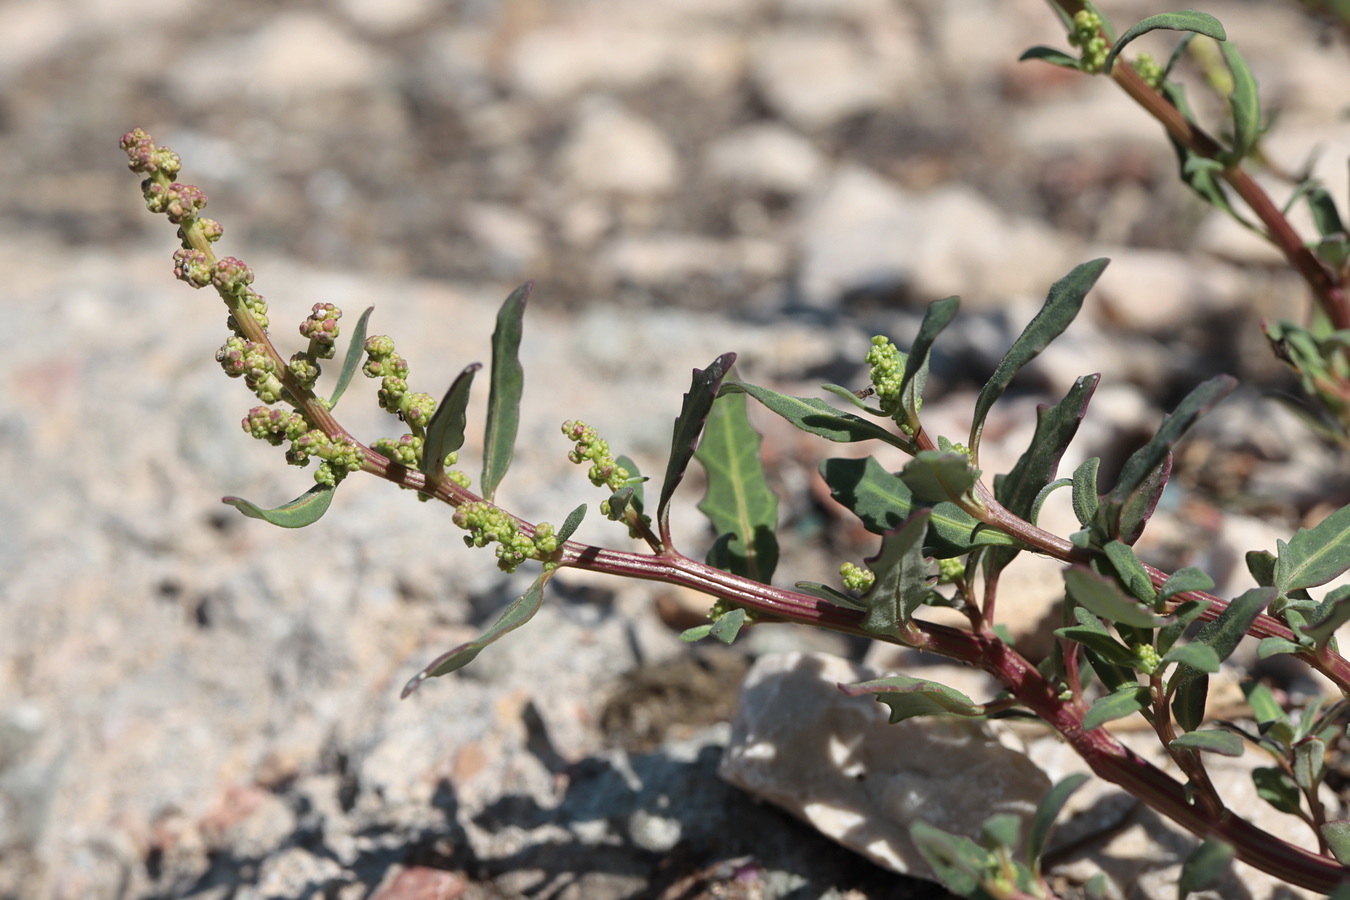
[122,4,1350,897]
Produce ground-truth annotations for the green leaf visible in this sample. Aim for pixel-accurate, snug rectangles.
[1055,625,1136,666]
[328,306,373,408]
[1241,681,1288,735]
[994,374,1099,524]
[821,382,884,414]
[820,456,1019,558]
[1162,83,1258,231]
[860,511,934,636]
[1095,376,1235,542]
[1320,820,1350,865]
[710,607,747,644]
[401,572,549,697]
[1064,566,1165,628]
[1071,457,1101,525]
[1083,685,1151,731]
[1252,766,1302,815]
[1294,737,1327,793]
[1018,45,1082,69]
[659,353,737,537]
[900,295,960,427]
[679,623,712,642]
[721,382,902,445]
[1160,642,1220,673]
[1246,549,1277,587]
[1192,587,1276,665]
[899,451,980,503]
[1306,183,1346,238]
[1275,503,1350,593]
[1176,836,1235,899]
[1157,599,1211,657]
[1103,540,1157,603]
[1301,585,1350,649]
[223,483,336,528]
[1103,10,1227,75]
[1027,774,1089,878]
[1171,672,1209,734]
[1170,730,1243,757]
[557,503,587,544]
[1159,567,1215,603]
[969,259,1109,457]
[422,363,481,480]
[910,822,990,896]
[481,282,531,501]
[1256,636,1302,658]
[981,813,1022,850]
[842,675,985,722]
[1220,42,1260,161]
[696,388,779,583]
[794,580,867,611]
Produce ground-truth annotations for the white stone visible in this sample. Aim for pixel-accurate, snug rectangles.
[1086,247,1246,332]
[707,123,827,194]
[560,101,679,197]
[749,29,896,130]
[719,652,1052,878]
[335,0,435,34]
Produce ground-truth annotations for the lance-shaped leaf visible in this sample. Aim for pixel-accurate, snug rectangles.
[1027,774,1089,878]
[1103,10,1227,75]
[1275,502,1350,594]
[481,282,530,501]
[1301,585,1350,650]
[1083,685,1151,731]
[1220,42,1260,162]
[1252,767,1302,815]
[1306,184,1346,238]
[658,353,736,538]
[840,675,985,722]
[1019,46,1082,69]
[1095,375,1235,540]
[994,375,1098,519]
[695,389,779,583]
[1064,566,1165,628]
[795,581,867,611]
[820,456,1019,557]
[422,363,481,480]
[1294,736,1327,794]
[1170,729,1243,757]
[899,451,979,504]
[1171,586,1276,732]
[1157,598,1210,657]
[969,259,1108,458]
[1071,457,1100,525]
[721,382,900,444]
[328,306,373,408]
[899,295,959,426]
[1177,837,1236,899]
[1159,567,1214,603]
[910,823,989,897]
[557,503,587,543]
[401,572,550,697]
[1101,540,1157,603]
[860,510,934,636]
[224,483,336,528]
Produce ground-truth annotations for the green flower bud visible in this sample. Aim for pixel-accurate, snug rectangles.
[840,561,876,592]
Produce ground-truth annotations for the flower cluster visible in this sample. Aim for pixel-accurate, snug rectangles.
[243,406,309,446]
[1068,10,1109,73]
[453,501,557,572]
[1133,51,1164,89]
[864,335,907,418]
[300,303,342,360]
[839,561,876,593]
[217,335,285,403]
[285,430,365,485]
[561,420,630,491]
[362,335,436,428]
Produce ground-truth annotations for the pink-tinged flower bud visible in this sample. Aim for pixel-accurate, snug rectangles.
[196,218,224,242]
[163,183,207,223]
[300,303,342,356]
[212,257,255,294]
[173,248,212,287]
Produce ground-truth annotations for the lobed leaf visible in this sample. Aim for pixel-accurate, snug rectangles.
[401,572,549,697]
[224,483,336,528]
[422,363,481,480]
[481,282,531,501]
[328,306,374,408]
[820,456,1019,558]
[969,259,1109,458]
[1301,585,1350,650]
[695,388,780,583]
[1103,10,1227,75]
[860,511,934,637]
[658,353,737,538]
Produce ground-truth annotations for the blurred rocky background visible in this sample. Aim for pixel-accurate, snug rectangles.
[4,0,1350,898]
